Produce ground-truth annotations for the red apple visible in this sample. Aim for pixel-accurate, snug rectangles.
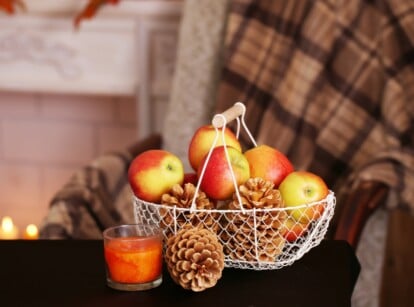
[278,171,329,223]
[183,172,198,185]
[197,145,250,200]
[280,218,309,242]
[244,144,294,187]
[128,149,184,203]
[188,125,242,171]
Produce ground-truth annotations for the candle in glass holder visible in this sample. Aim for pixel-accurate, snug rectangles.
[0,216,19,239]
[23,224,39,240]
[103,224,163,291]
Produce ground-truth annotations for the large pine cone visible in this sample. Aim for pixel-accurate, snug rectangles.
[160,183,219,238]
[165,227,224,292]
[221,177,287,262]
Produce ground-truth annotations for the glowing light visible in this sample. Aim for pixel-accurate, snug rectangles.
[24,224,39,240]
[0,216,19,239]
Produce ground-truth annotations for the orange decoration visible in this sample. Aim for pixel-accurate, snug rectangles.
[104,236,163,284]
[0,0,120,29]
[0,0,25,14]
[74,0,120,29]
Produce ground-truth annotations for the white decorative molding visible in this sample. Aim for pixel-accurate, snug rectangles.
[0,18,138,95]
[0,29,84,79]
[0,0,183,98]
[137,18,180,137]
[0,0,183,139]
[23,0,183,18]
[151,31,179,97]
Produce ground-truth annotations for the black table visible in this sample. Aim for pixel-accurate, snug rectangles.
[0,239,359,307]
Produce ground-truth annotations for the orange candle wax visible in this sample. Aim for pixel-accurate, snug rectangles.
[104,236,163,284]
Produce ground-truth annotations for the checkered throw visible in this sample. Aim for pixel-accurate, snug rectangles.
[39,151,136,239]
[216,0,414,211]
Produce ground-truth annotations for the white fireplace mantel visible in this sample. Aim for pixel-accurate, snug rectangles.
[0,0,183,137]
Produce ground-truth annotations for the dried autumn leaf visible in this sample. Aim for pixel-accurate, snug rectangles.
[0,0,25,14]
[74,0,120,29]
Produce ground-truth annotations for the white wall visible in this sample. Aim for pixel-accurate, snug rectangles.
[0,0,182,234]
[0,92,137,230]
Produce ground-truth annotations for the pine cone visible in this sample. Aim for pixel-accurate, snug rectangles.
[221,178,287,262]
[165,227,224,292]
[160,183,219,238]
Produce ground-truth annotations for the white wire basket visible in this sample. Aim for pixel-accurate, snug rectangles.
[133,102,336,270]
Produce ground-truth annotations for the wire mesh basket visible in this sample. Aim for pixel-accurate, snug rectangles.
[133,102,336,270]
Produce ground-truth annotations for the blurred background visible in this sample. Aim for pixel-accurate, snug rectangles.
[1,1,414,306]
[0,0,183,233]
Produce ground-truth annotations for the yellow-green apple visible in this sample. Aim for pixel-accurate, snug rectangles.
[244,144,294,187]
[128,149,184,203]
[278,171,329,223]
[188,125,242,171]
[280,218,309,242]
[197,145,250,200]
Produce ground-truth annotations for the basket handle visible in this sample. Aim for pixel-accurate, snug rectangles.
[191,102,256,213]
[212,102,246,128]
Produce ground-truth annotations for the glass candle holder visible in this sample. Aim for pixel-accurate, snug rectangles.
[103,224,163,291]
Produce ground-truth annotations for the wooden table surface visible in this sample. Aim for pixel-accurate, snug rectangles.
[0,239,359,307]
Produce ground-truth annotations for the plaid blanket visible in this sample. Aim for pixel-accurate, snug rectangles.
[39,151,136,239]
[216,0,414,211]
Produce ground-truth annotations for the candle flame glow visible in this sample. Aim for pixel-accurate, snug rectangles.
[2,216,14,232]
[0,216,19,239]
[26,224,39,238]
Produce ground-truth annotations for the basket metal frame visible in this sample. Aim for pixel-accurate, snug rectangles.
[133,102,336,270]
[133,191,336,270]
